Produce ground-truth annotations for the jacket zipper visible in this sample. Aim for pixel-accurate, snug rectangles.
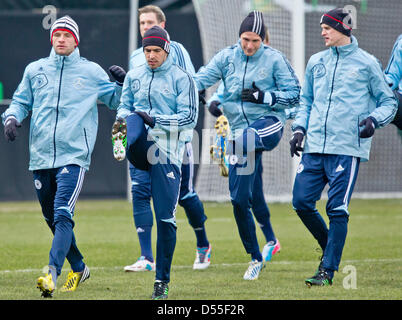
[241,56,250,126]
[322,48,339,153]
[52,57,65,167]
[83,128,90,160]
[148,71,155,112]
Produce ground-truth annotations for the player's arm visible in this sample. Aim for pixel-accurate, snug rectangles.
[291,59,314,133]
[116,72,135,120]
[194,51,224,91]
[154,73,199,132]
[96,64,124,110]
[384,37,402,90]
[1,66,33,125]
[367,60,398,128]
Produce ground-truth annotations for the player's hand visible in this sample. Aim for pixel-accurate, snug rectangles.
[109,65,126,85]
[136,111,155,128]
[4,117,21,142]
[208,100,222,117]
[241,81,265,104]
[289,129,304,157]
[359,117,376,138]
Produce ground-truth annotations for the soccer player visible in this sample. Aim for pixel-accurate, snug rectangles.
[289,8,397,287]
[384,34,402,139]
[121,4,211,273]
[206,25,283,262]
[194,11,300,280]
[112,26,198,299]
[1,16,126,297]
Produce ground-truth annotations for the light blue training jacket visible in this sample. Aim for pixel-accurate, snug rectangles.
[292,36,397,161]
[194,40,300,139]
[384,34,402,94]
[117,52,198,167]
[1,48,122,171]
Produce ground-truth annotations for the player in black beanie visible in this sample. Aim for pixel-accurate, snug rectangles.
[239,10,266,40]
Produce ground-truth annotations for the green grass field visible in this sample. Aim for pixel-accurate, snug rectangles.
[0,198,401,300]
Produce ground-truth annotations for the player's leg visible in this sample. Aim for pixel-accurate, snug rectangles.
[126,113,151,171]
[313,155,360,286]
[179,142,211,269]
[228,142,264,279]
[33,169,57,297]
[292,153,329,254]
[251,158,281,262]
[150,161,181,299]
[52,165,89,292]
[124,164,155,272]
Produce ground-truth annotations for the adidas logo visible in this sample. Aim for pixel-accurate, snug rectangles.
[136,227,145,233]
[335,164,344,173]
[166,171,175,179]
[253,92,259,100]
[61,167,69,174]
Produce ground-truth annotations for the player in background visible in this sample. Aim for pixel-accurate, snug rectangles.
[289,8,397,287]
[1,16,126,297]
[384,34,402,140]
[112,26,198,299]
[195,11,300,280]
[206,25,284,263]
[119,4,211,273]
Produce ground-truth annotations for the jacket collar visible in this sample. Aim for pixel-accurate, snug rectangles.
[49,47,81,65]
[145,51,173,72]
[330,35,358,57]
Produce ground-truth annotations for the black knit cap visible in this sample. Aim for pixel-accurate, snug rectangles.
[142,26,170,53]
[239,11,266,40]
[320,8,353,37]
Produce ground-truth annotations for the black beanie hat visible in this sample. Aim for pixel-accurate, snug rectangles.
[142,26,170,53]
[239,11,266,40]
[320,8,353,37]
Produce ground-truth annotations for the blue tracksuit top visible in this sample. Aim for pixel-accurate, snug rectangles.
[194,40,300,139]
[117,53,198,167]
[384,34,402,94]
[1,48,122,171]
[292,36,397,161]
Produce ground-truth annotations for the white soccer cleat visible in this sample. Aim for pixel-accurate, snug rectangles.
[111,119,127,161]
[124,256,155,272]
[193,244,212,270]
[243,259,264,280]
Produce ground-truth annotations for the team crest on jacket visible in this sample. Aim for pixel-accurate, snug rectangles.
[73,77,85,89]
[312,63,326,78]
[258,68,268,80]
[131,79,140,92]
[226,62,235,76]
[31,73,48,90]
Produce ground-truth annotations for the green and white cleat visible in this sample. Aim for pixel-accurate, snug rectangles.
[111,118,127,161]
[151,281,169,300]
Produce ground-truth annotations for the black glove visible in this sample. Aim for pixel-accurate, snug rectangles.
[241,81,265,104]
[208,100,222,117]
[289,129,304,157]
[359,117,376,138]
[199,90,206,105]
[109,65,126,85]
[136,111,155,128]
[4,117,21,142]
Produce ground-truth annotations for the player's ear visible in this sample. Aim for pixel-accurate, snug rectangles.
[159,21,166,29]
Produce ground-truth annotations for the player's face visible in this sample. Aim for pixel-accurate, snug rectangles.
[240,32,262,56]
[139,12,165,38]
[144,46,168,69]
[321,24,349,47]
[52,30,76,56]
